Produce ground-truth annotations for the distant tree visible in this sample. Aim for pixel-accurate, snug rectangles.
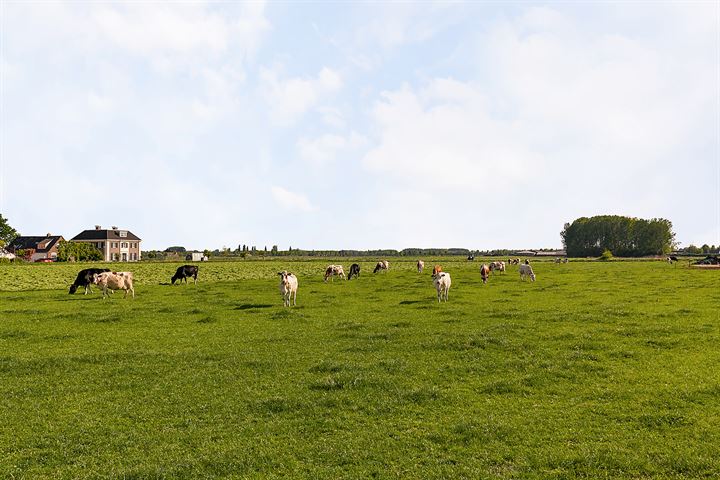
[57,241,102,261]
[701,244,710,254]
[561,215,675,257]
[685,244,701,254]
[0,214,19,247]
[203,249,212,258]
[165,246,186,253]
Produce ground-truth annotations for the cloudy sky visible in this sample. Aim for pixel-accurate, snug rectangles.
[1,1,718,251]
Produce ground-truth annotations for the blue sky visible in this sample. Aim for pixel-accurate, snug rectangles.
[1,1,718,251]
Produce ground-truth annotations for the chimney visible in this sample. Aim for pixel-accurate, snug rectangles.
[95,225,102,230]
[46,233,51,237]
[112,226,118,230]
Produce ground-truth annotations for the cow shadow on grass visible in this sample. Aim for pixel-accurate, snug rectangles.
[234,303,274,310]
[399,300,422,305]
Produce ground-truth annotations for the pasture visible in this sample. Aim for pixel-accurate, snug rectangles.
[0,259,718,478]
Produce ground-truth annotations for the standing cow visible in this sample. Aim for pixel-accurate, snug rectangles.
[373,260,389,273]
[480,264,491,284]
[69,268,111,294]
[348,263,361,280]
[278,271,298,307]
[172,265,199,285]
[432,272,451,302]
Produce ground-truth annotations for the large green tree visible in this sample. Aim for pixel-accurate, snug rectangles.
[56,241,103,261]
[0,213,19,247]
[561,215,675,257]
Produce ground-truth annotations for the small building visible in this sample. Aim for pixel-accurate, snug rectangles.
[8,234,65,261]
[185,252,208,262]
[71,225,142,262]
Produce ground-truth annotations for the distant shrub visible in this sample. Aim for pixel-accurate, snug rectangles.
[599,249,614,261]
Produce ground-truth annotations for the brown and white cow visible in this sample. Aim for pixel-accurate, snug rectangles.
[480,264,491,284]
[417,260,425,273]
[93,271,135,299]
[489,261,505,274]
[373,260,389,273]
[324,265,345,282]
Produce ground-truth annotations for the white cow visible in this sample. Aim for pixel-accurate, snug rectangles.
[93,271,134,299]
[278,271,298,307]
[417,260,425,273]
[519,264,536,282]
[432,272,451,302]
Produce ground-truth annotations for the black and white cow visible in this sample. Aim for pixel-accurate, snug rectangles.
[172,265,199,285]
[69,268,111,294]
[348,263,361,280]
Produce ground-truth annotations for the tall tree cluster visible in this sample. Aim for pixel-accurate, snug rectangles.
[561,215,675,257]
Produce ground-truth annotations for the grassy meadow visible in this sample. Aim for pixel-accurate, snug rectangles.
[0,259,718,478]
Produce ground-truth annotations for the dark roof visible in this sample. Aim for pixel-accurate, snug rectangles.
[9,236,64,253]
[71,229,142,241]
[72,229,141,241]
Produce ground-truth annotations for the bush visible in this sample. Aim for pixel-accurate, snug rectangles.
[599,249,614,261]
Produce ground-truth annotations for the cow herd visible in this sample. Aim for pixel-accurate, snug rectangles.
[68,259,540,306]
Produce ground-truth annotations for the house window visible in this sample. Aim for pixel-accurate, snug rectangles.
[113,253,119,261]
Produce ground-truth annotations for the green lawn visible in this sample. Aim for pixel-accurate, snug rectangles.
[0,259,718,478]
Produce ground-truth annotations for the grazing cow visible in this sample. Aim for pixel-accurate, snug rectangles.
[489,261,506,274]
[417,260,425,273]
[69,268,111,294]
[563,258,569,264]
[172,265,199,285]
[432,265,442,275]
[93,271,135,299]
[519,264,536,281]
[667,256,679,264]
[278,271,298,307]
[348,263,361,280]
[373,260,389,273]
[324,264,345,282]
[432,272,451,302]
[480,264,491,284]
[467,254,474,261]
[555,257,562,264]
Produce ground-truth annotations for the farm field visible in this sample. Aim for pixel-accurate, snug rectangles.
[0,259,719,478]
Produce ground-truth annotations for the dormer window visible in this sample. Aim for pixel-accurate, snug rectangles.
[119,231,127,238]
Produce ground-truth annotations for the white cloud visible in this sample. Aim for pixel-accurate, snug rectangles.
[297,132,366,166]
[271,186,316,212]
[363,80,536,190]
[259,66,343,125]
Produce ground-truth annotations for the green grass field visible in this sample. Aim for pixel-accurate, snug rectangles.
[1,259,718,478]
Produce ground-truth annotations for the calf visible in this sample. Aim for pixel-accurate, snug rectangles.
[417,260,424,273]
[69,268,111,294]
[93,271,135,299]
[278,271,298,307]
[373,260,389,273]
[519,264,536,281]
[172,265,199,285]
[432,272,451,302]
[324,264,345,282]
[348,263,361,280]
[480,264,491,284]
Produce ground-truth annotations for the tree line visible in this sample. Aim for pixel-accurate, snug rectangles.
[561,215,675,257]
